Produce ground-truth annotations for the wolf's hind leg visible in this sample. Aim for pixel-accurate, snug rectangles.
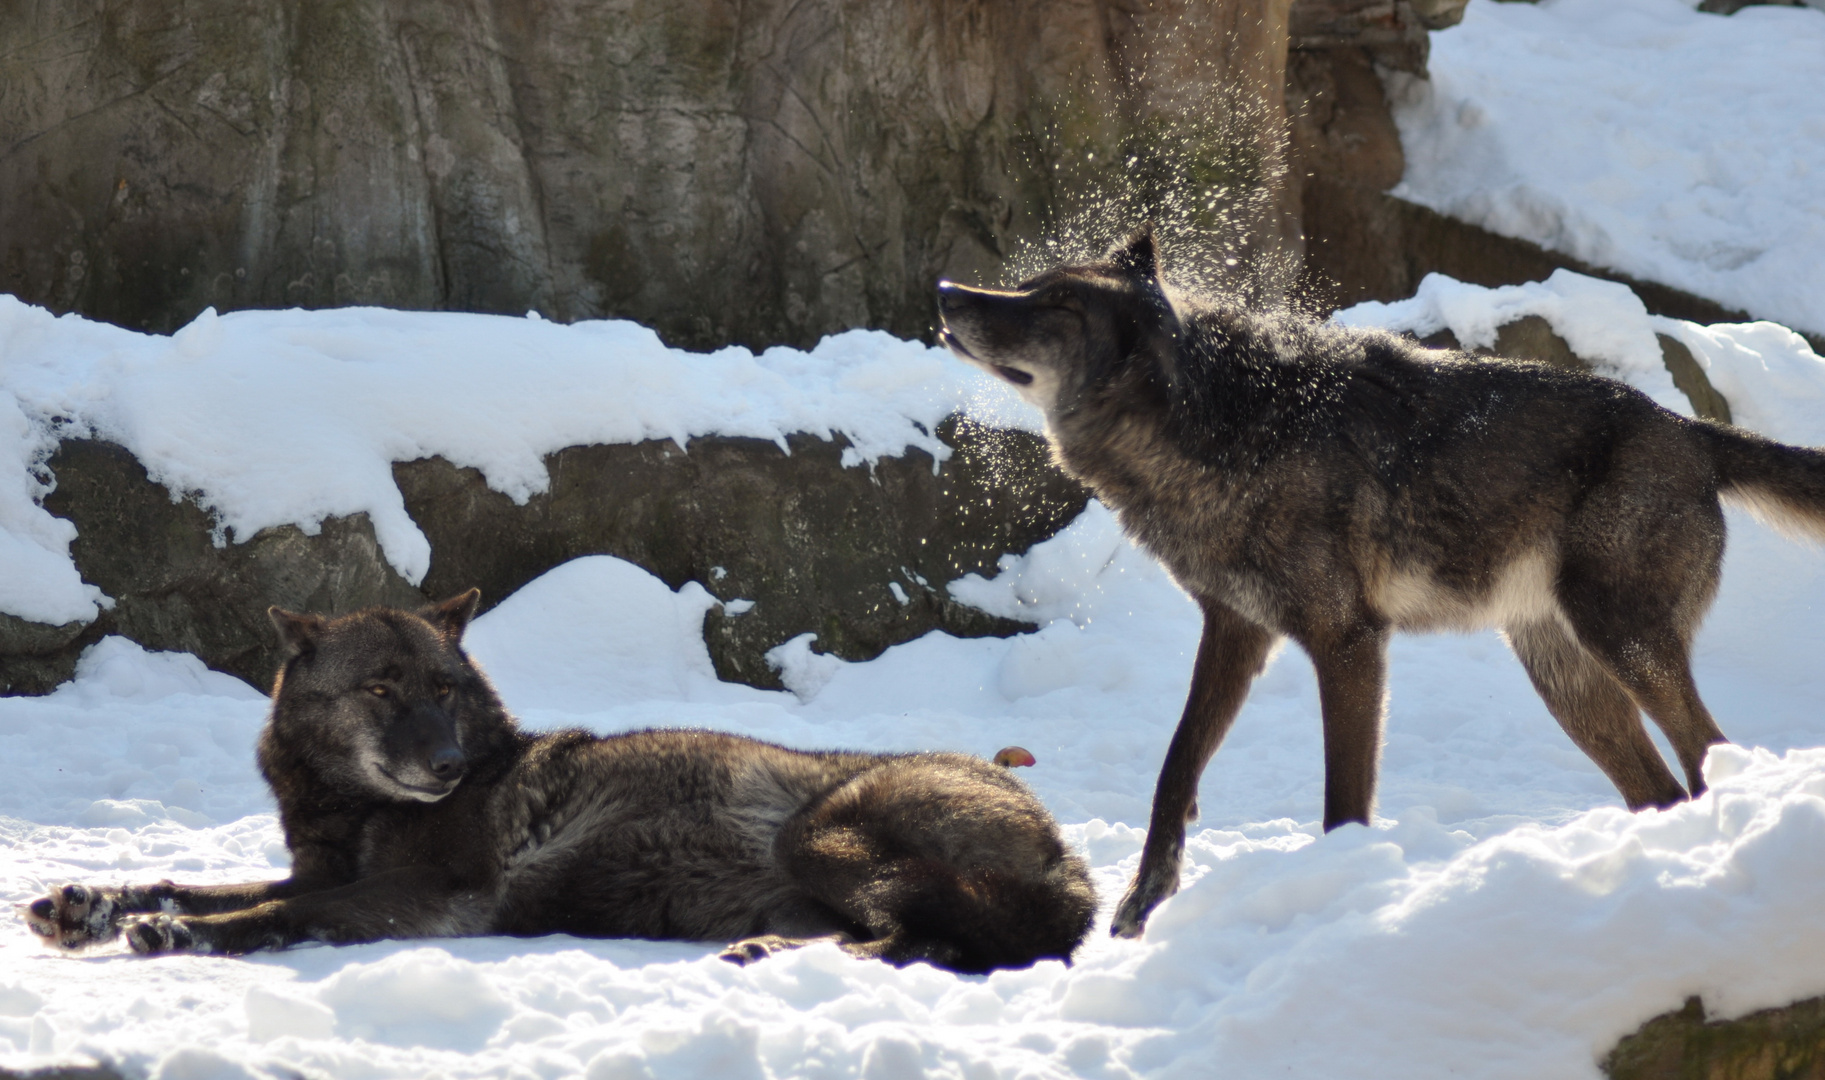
[1113,600,1275,938]
[1562,623,1727,798]
[720,930,982,970]
[790,856,1093,973]
[1554,480,1729,797]
[1507,620,1688,810]
[780,758,1096,973]
[719,932,851,966]
[719,897,862,966]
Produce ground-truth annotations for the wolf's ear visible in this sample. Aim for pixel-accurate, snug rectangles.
[422,588,482,642]
[1108,226,1160,282]
[268,607,325,659]
[1108,226,1183,384]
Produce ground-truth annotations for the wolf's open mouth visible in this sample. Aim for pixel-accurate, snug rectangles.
[938,330,1033,386]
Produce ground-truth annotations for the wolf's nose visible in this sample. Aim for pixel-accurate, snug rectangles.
[428,747,465,780]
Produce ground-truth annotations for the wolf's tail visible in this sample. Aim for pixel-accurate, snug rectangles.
[868,854,1098,975]
[1702,422,1825,542]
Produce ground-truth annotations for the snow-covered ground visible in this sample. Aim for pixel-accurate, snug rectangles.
[4,274,1825,1079]
[1391,0,1825,337]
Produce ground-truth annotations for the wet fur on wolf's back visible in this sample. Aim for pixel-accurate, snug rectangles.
[937,230,1825,937]
[21,593,1095,973]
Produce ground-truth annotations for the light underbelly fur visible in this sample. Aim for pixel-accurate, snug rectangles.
[1372,548,1564,633]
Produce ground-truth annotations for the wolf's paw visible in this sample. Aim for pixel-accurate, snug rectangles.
[1109,873,1178,940]
[719,935,802,966]
[19,883,122,950]
[122,913,195,955]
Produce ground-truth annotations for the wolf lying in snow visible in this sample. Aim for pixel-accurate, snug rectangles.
[21,592,1095,973]
[937,229,1825,937]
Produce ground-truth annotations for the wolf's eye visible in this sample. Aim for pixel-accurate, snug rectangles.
[434,683,452,700]
[367,685,389,698]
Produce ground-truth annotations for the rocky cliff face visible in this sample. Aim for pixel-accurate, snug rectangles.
[0,0,1297,349]
[8,0,1791,346]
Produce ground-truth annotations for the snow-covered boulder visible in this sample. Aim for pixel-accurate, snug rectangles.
[0,303,1080,695]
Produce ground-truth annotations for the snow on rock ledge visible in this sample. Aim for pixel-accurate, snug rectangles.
[1337,269,1825,440]
[0,299,1073,693]
[0,298,1037,606]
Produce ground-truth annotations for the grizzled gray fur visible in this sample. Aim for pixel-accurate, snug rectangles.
[22,592,1095,973]
[937,230,1825,937]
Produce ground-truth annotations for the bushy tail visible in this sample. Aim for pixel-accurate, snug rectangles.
[1704,423,1825,542]
[861,854,1098,975]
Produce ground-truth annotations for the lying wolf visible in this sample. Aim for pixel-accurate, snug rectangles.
[21,592,1095,973]
[938,230,1825,937]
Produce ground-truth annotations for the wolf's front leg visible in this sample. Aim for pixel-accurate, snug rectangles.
[118,868,489,956]
[21,878,304,951]
[1112,603,1273,937]
[1306,619,1390,832]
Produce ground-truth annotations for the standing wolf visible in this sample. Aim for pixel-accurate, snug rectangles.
[937,230,1825,937]
[21,591,1095,973]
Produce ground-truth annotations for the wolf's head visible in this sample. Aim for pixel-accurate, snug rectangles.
[261,590,512,804]
[936,229,1183,420]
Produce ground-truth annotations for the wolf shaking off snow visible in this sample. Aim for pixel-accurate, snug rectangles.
[21,592,1095,973]
[938,229,1825,937]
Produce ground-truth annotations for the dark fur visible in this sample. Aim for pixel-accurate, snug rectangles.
[20,592,1096,973]
[937,230,1825,936]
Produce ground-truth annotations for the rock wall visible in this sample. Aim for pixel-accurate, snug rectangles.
[0,422,1086,695]
[7,0,1805,347]
[0,0,1298,349]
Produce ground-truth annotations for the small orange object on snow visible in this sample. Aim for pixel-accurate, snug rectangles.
[994,746,1036,768]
